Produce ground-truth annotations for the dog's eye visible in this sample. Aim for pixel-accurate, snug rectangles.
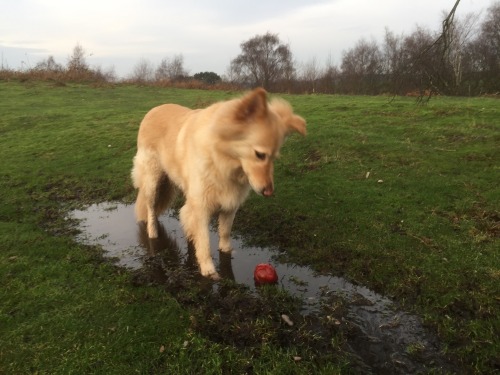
[255,151,266,160]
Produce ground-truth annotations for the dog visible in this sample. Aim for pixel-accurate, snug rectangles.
[131,88,306,279]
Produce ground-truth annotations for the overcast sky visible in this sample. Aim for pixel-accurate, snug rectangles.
[0,0,491,78]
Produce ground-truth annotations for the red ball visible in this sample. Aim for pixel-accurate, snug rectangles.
[254,263,278,285]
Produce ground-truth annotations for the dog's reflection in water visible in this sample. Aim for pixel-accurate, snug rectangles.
[136,221,235,284]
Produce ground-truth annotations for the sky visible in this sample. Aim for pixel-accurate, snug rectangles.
[0,0,491,78]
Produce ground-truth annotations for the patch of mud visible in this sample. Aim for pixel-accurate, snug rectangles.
[71,202,454,374]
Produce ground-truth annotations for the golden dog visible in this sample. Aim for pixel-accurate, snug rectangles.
[131,88,306,278]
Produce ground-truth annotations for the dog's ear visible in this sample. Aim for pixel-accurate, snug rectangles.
[270,99,307,136]
[234,87,268,122]
[286,114,307,136]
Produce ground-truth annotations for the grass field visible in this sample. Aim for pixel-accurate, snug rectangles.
[0,80,498,373]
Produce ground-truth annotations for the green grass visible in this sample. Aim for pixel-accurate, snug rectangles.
[0,80,498,373]
[240,93,500,372]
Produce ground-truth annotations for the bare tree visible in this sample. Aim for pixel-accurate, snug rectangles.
[300,57,321,93]
[67,43,89,73]
[131,58,154,83]
[155,54,188,82]
[93,65,117,83]
[318,55,340,94]
[381,25,439,96]
[409,0,465,96]
[478,1,500,72]
[435,9,480,94]
[453,13,478,86]
[399,26,438,96]
[34,55,63,73]
[229,32,295,90]
[382,28,407,94]
[340,39,382,94]
[466,1,500,93]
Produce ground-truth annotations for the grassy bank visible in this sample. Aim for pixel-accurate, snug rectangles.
[0,81,498,373]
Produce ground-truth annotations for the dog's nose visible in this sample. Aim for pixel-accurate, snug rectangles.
[262,185,273,196]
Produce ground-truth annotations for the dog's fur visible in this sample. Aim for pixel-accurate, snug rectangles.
[131,88,306,278]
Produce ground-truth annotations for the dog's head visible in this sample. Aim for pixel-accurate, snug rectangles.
[215,88,306,196]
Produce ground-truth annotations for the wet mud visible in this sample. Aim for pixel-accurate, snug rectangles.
[71,202,455,374]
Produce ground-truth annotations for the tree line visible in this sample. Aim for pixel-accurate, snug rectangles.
[1,1,498,96]
[228,1,499,96]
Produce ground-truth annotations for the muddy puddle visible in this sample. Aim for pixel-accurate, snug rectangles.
[71,202,452,374]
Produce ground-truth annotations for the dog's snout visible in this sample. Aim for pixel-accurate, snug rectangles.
[262,185,274,196]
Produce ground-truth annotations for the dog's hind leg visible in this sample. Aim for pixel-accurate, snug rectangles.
[134,188,148,223]
[180,201,218,279]
[132,154,151,225]
[218,209,237,253]
[132,150,173,238]
[143,174,177,239]
[155,175,176,216]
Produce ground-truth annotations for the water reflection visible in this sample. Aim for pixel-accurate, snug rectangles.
[72,203,383,310]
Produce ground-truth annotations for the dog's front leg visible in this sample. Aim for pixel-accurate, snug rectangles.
[180,202,218,279]
[218,210,237,253]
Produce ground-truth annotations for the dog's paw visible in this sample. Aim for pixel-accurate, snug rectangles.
[206,271,221,281]
[200,263,220,280]
[201,269,221,281]
[219,239,233,253]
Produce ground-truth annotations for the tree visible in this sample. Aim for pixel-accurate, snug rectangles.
[478,1,500,72]
[318,55,340,94]
[193,71,221,85]
[340,39,382,94]
[33,55,63,73]
[300,57,321,93]
[67,43,89,73]
[229,32,295,90]
[466,1,500,93]
[382,28,407,94]
[155,54,188,82]
[92,65,117,83]
[131,58,154,83]
[444,12,479,89]
[400,26,438,95]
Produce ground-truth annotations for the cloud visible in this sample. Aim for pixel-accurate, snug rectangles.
[0,0,490,77]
